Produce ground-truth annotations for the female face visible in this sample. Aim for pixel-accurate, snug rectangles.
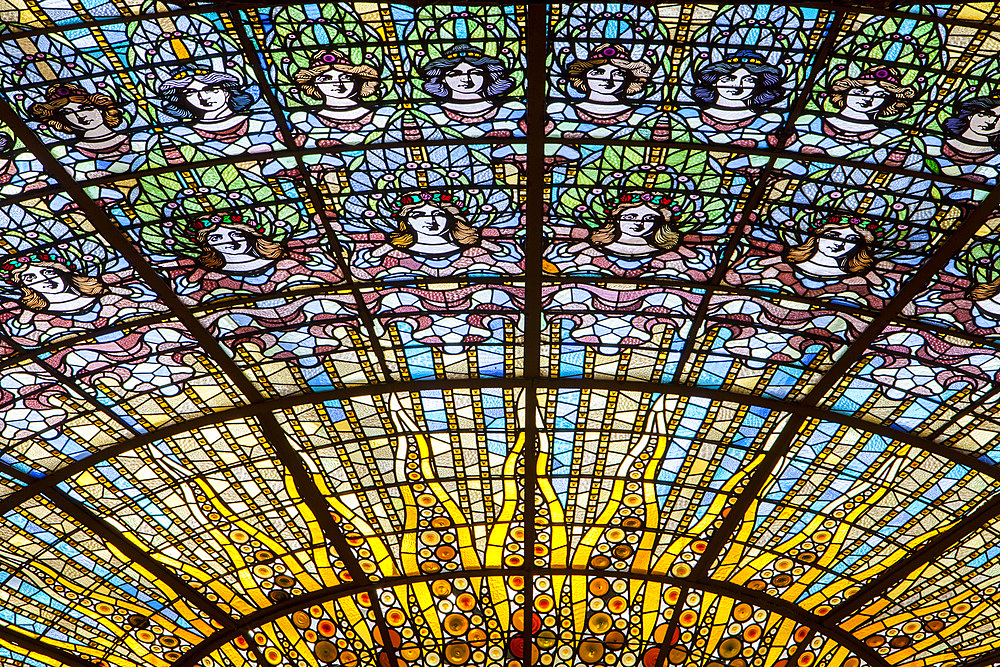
[60,102,105,131]
[206,225,253,256]
[816,226,863,259]
[844,84,890,114]
[615,204,663,238]
[181,80,231,114]
[19,266,70,295]
[314,70,357,101]
[968,105,1000,136]
[406,204,450,236]
[443,62,487,96]
[714,67,758,103]
[585,63,628,95]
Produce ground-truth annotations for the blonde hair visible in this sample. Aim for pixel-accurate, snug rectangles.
[828,67,916,118]
[29,85,124,134]
[567,55,652,97]
[194,223,285,270]
[785,224,875,274]
[294,53,379,100]
[11,261,106,311]
[589,200,680,251]
[389,201,478,249]
[970,275,1000,301]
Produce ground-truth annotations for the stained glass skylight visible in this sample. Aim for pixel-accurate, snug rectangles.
[1,3,1000,667]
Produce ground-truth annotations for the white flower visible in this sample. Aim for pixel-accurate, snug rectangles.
[872,364,942,400]
[0,406,67,443]
[573,316,653,355]
[416,315,493,354]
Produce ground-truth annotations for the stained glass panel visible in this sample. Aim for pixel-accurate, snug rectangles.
[1,3,1000,667]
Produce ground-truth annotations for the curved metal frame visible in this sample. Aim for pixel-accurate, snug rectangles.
[0,3,999,667]
[167,567,889,667]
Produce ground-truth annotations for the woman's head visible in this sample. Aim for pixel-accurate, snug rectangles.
[590,192,680,251]
[160,66,255,119]
[188,213,284,269]
[945,95,1000,146]
[5,258,105,311]
[786,215,881,274]
[422,44,515,100]
[566,44,652,99]
[828,66,916,118]
[29,84,123,134]
[692,51,785,110]
[294,50,380,102]
[389,194,478,249]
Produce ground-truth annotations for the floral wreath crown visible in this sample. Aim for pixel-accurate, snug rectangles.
[390,192,467,217]
[311,50,352,67]
[809,213,887,240]
[0,252,76,283]
[603,191,681,220]
[183,212,265,240]
[45,83,90,102]
[169,64,216,80]
[443,44,487,60]
[725,50,765,66]
[859,66,901,84]
[588,44,628,61]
